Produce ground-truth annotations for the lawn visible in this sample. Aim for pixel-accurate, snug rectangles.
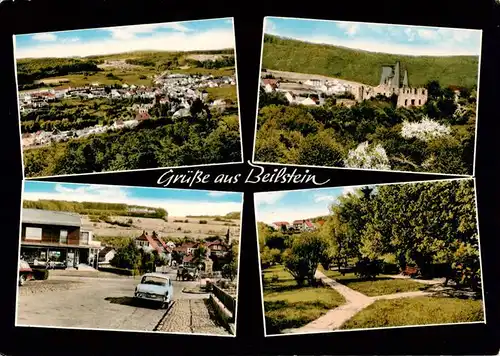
[205,86,238,103]
[320,268,427,297]
[340,296,484,330]
[263,265,346,335]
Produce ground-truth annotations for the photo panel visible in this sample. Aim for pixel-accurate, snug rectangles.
[14,17,242,179]
[16,180,242,336]
[253,17,482,176]
[255,178,484,336]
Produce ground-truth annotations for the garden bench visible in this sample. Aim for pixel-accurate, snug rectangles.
[402,266,420,277]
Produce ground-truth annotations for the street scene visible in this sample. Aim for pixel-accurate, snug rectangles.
[17,268,231,335]
[17,181,241,335]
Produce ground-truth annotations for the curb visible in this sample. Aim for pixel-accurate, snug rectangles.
[182,287,208,294]
[153,300,176,331]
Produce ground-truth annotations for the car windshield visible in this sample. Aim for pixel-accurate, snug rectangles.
[141,276,167,286]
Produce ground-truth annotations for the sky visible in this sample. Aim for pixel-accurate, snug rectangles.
[23,181,243,217]
[264,17,482,56]
[254,185,361,225]
[15,18,235,59]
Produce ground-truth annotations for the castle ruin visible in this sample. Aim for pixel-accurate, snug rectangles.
[355,61,428,108]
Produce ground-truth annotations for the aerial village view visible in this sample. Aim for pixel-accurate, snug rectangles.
[17,181,242,336]
[254,17,482,175]
[15,18,241,178]
[256,179,484,335]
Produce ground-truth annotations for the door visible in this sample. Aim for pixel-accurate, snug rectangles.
[67,252,75,267]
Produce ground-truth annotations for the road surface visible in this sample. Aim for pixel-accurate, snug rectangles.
[16,270,230,335]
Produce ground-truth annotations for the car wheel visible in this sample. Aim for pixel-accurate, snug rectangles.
[19,275,26,286]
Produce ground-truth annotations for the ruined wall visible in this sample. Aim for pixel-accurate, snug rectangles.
[396,87,428,108]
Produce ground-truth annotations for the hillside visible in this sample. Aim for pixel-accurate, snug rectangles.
[16,49,236,88]
[23,200,167,219]
[261,34,479,88]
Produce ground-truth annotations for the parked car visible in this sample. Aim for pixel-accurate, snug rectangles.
[134,273,173,308]
[181,266,199,281]
[47,260,67,269]
[19,260,34,286]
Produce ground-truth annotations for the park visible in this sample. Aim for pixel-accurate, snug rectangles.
[258,179,484,335]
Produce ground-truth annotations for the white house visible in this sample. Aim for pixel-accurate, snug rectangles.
[98,247,116,265]
[300,97,319,106]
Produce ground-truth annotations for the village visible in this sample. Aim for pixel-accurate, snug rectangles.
[260,62,433,109]
[269,218,323,233]
[19,72,236,148]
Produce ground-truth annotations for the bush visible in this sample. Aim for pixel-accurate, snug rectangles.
[199,220,208,224]
[355,258,382,280]
[32,268,49,280]
[380,262,400,274]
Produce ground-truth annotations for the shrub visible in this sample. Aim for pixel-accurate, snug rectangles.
[380,262,400,274]
[199,220,208,224]
[354,258,382,280]
[32,268,49,280]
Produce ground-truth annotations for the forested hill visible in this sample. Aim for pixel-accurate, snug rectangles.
[261,34,479,88]
[23,200,168,219]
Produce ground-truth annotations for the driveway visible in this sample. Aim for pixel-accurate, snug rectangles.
[16,270,229,335]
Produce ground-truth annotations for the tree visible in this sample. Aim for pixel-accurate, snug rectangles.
[282,233,330,286]
[110,239,141,272]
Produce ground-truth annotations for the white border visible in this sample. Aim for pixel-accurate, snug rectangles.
[15,180,243,337]
[251,16,482,178]
[13,17,244,180]
[254,177,486,337]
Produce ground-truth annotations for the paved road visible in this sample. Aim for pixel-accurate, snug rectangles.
[16,270,229,335]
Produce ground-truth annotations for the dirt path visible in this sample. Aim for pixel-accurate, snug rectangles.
[283,270,438,334]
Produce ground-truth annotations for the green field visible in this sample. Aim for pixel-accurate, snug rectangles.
[263,265,346,334]
[262,34,479,88]
[17,50,236,91]
[205,85,238,102]
[341,296,484,329]
[320,269,427,297]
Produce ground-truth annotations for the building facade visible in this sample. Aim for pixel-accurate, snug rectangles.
[20,208,100,268]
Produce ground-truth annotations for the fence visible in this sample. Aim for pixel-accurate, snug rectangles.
[209,283,236,319]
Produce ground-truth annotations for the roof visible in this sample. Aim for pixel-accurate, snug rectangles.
[142,272,170,279]
[305,220,314,228]
[22,208,82,227]
[262,78,278,86]
[99,246,115,257]
[293,220,305,224]
[317,220,326,226]
[183,255,194,263]
[272,221,289,226]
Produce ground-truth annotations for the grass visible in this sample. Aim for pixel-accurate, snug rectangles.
[320,268,427,297]
[263,265,346,335]
[170,66,235,77]
[262,34,480,88]
[36,69,156,89]
[205,86,238,103]
[340,296,484,330]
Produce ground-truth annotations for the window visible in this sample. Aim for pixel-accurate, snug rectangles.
[411,99,415,106]
[404,99,408,106]
[80,231,89,245]
[60,230,68,244]
[418,99,421,105]
[25,227,42,240]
